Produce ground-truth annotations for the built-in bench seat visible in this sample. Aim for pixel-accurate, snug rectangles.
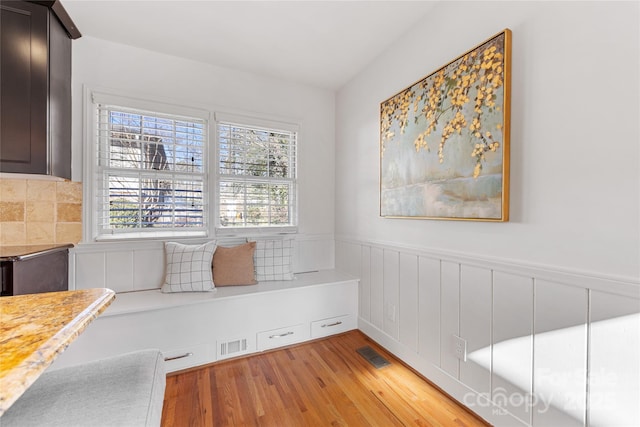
[103,269,357,316]
[52,269,359,373]
[2,349,165,427]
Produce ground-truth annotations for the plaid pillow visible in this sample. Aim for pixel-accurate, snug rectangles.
[252,238,294,281]
[161,241,216,292]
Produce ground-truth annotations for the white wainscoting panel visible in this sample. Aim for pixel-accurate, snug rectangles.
[382,249,400,340]
[333,239,360,278]
[132,247,165,291]
[74,251,106,290]
[399,253,419,352]
[589,291,640,427]
[336,236,640,427]
[460,265,492,397]
[105,251,134,292]
[533,280,587,427]
[294,235,335,273]
[440,260,461,379]
[370,247,384,330]
[418,256,441,366]
[492,272,534,425]
[72,234,335,292]
[360,245,372,322]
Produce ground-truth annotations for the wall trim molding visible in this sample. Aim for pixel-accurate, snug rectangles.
[73,233,334,252]
[335,234,640,298]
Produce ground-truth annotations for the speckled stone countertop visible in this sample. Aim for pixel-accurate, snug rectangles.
[0,288,115,416]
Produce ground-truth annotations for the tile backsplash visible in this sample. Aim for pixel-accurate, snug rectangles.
[0,177,82,245]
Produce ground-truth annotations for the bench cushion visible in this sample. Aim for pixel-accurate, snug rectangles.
[1,349,165,427]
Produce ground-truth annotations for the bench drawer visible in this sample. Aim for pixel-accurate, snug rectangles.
[311,315,352,339]
[162,343,209,372]
[257,324,308,351]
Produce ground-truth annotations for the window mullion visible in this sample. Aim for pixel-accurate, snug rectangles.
[137,171,143,229]
[243,180,248,227]
[267,182,272,226]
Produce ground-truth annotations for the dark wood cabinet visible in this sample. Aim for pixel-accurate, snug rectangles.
[0,1,79,179]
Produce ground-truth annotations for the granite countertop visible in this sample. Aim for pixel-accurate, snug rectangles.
[0,288,115,415]
[0,244,74,261]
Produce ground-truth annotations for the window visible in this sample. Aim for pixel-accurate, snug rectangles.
[91,92,209,239]
[216,114,298,232]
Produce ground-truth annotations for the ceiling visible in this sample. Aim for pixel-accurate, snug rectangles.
[62,1,438,90]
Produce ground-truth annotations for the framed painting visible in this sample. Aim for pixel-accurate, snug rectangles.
[380,29,511,221]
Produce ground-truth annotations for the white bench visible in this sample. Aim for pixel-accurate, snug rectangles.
[52,270,359,373]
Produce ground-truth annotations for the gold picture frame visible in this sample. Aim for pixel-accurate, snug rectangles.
[380,29,511,221]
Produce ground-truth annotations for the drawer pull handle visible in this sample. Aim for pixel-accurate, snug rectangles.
[164,352,193,361]
[269,331,294,339]
[322,321,343,328]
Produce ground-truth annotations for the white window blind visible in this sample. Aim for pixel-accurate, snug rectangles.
[216,118,297,231]
[95,103,208,236]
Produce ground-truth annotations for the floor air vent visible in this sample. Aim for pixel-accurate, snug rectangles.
[219,338,248,359]
[356,346,391,369]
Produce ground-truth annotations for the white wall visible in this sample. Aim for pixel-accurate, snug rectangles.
[335,2,639,426]
[70,37,337,279]
[335,1,639,280]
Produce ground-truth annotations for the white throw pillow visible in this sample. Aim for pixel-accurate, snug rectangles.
[161,241,217,293]
[252,238,294,281]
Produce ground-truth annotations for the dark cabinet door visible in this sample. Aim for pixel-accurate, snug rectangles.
[0,1,72,179]
[0,1,49,175]
[48,9,73,179]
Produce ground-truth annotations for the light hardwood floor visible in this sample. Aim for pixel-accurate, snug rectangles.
[161,330,489,426]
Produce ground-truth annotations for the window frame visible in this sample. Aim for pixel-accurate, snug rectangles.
[84,88,213,241]
[214,112,299,236]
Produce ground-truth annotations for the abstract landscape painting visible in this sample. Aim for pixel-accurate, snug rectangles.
[380,29,511,221]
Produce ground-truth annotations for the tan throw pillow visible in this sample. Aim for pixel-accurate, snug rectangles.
[212,242,258,286]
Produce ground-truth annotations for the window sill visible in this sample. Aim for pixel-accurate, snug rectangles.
[214,226,298,238]
[94,230,208,242]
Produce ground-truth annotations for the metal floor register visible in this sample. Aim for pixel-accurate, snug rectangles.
[356,346,391,369]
